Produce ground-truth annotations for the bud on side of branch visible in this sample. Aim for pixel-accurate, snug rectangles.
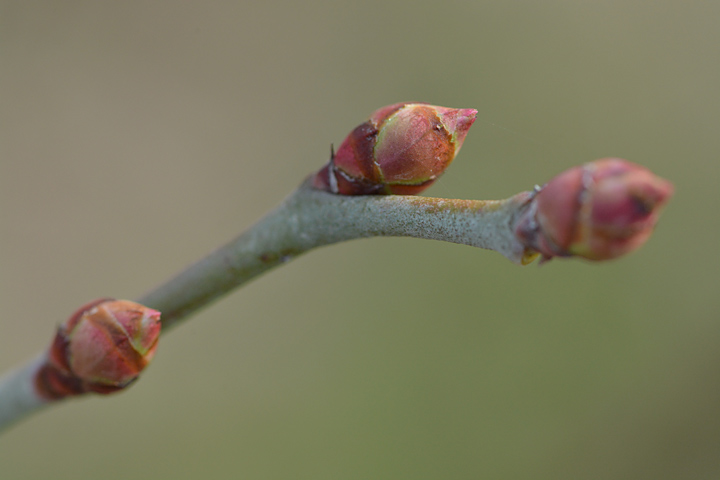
[35,299,162,400]
[314,103,477,195]
[515,158,674,262]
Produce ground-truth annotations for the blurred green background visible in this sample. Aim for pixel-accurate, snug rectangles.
[1,1,718,479]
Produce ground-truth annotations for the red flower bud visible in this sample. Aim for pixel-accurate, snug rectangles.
[515,158,673,261]
[35,299,162,400]
[314,103,477,195]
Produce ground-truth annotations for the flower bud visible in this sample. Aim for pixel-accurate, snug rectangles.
[313,103,477,195]
[515,158,673,261]
[35,299,162,400]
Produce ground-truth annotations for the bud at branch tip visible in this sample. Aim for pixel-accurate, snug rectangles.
[515,158,674,262]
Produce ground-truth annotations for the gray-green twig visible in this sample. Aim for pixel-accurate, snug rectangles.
[140,178,533,331]
[0,179,534,432]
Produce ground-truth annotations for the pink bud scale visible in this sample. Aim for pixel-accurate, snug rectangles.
[35,299,162,400]
[515,158,674,262]
[314,103,477,195]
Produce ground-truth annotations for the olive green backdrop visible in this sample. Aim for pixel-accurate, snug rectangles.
[1,1,718,479]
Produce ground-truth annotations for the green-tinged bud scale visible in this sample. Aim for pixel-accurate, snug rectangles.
[314,103,477,195]
[35,299,162,400]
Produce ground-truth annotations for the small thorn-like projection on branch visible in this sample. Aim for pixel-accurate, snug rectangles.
[313,103,477,195]
[515,158,674,262]
[35,299,162,400]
